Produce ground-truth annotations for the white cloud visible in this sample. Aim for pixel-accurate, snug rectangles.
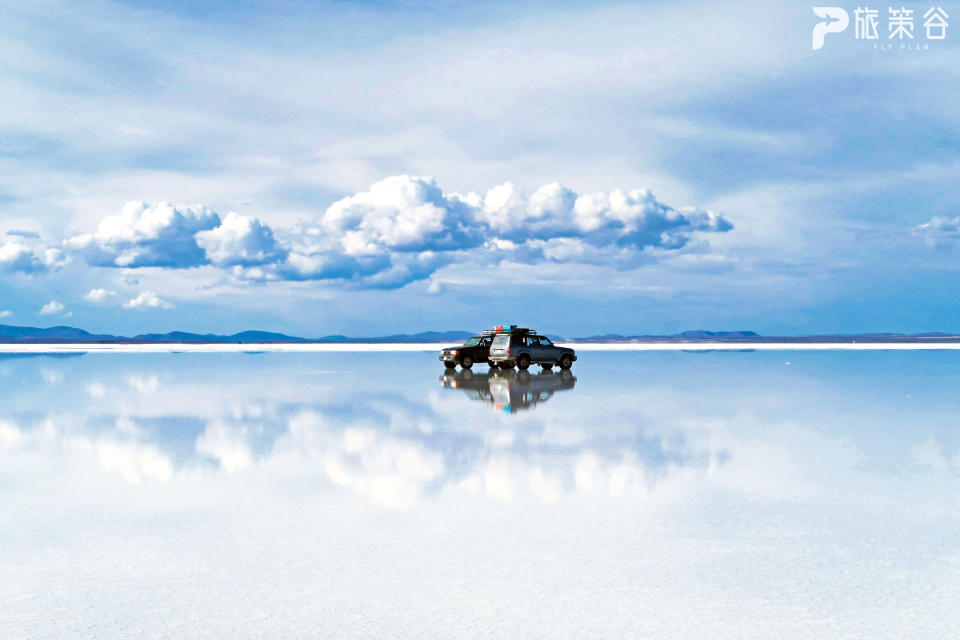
[915,215,960,247]
[194,211,286,267]
[0,310,12,318]
[39,300,65,315]
[123,291,174,309]
[64,177,730,290]
[66,201,221,268]
[0,243,67,274]
[274,175,732,287]
[84,288,117,302]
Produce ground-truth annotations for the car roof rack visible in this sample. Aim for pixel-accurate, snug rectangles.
[488,325,537,335]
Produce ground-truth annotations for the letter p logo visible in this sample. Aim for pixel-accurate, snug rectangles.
[812,7,849,50]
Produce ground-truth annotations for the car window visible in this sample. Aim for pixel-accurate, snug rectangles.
[480,337,491,346]
[492,334,510,346]
[464,337,480,347]
[540,337,553,346]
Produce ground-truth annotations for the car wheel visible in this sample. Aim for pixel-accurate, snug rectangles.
[559,354,573,369]
[444,361,456,369]
[517,354,531,370]
[460,356,473,369]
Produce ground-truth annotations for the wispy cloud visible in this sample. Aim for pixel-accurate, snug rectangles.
[915,215,960,248]
[5,229,40,239]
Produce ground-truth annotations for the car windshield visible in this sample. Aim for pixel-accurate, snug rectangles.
[492,334,510,346]
[463,337,481,347]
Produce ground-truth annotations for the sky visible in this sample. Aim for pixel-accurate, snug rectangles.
[1,0,959,337]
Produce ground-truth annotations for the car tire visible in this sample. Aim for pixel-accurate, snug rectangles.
[444,361,456,369]
[460,356,473,369]
[517,354,531,370]
[559,354,573,369]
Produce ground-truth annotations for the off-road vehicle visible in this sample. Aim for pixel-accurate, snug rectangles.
[438,334,493,369]
[487,326,577,371]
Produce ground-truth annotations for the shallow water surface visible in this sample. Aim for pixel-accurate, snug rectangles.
[2,351,959,638]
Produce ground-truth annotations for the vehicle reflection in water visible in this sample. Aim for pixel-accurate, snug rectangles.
[440,368,576,413]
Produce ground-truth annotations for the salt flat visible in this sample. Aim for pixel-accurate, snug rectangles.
[2,341,960,353]
[2,350,959,638]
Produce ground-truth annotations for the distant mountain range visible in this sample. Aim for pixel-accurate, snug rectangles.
[0,324,476,344]
[3,323,960,344]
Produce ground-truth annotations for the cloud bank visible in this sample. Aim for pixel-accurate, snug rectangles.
[67,176,733,288]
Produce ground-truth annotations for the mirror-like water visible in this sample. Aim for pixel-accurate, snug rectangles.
[2,351,959,638]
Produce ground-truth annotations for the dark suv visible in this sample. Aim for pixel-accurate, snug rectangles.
[439,334,493,369]
[488,329,577,370]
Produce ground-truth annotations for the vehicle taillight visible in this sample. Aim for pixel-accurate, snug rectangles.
[506,347,511,355]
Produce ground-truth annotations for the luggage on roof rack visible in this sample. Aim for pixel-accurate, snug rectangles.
[491,325,536,334]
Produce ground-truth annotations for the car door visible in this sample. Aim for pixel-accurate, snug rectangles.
[478,336,491,362]
[537,336,556,362]
[526,335,546,362]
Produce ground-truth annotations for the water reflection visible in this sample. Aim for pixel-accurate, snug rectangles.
[440,368,576,413]
[2,351,960,512]
[5,351,960,637]
[0,352,728,509]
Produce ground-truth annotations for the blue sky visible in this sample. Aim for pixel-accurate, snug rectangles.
[1,0,959,336]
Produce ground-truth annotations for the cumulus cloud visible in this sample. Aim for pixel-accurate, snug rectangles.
[0,310,12,318]
[915,215,960,247]
[275,175,732,286]
[67,201,221,268]
[194,212,287,267]
[123,291,173,309]
[0,242,67,274]
[84,288,117,302]
[39,300,65,315]
[67,201,287,272]
[66,177,732,288]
